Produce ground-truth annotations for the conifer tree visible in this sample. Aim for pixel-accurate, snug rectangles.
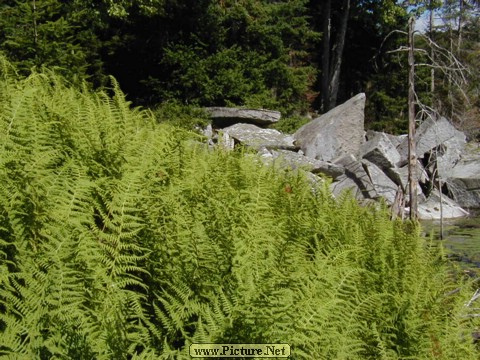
[0,0,103,84]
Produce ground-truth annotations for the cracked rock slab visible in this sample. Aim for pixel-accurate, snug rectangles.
[222,123,297,151]
[205,107,281,127]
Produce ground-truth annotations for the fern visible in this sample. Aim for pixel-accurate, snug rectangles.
[0,56,478,359]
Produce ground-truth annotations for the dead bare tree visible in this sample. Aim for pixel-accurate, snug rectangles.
[379,15,471,222]
[408,17,418,220]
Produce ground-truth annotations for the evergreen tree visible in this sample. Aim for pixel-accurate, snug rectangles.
[0,0,105,85]
[102,0,319,113]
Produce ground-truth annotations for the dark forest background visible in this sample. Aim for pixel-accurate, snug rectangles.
[1,0,479,135]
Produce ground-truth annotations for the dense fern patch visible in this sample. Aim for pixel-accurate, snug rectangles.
[0,57,479,359]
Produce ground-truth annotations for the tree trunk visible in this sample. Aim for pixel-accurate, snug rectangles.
[327,0,350,110]
[429,0,435,93]
[320,0,331,112]
[408,17,418,220]
[33,0,38,45]
[457,0,464,53]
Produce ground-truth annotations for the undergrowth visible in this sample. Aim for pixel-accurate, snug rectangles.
[0,55,478,359]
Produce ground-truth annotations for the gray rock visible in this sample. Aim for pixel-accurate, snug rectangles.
[202,123,216,146]
[362,160,398,204]
[222,123,297,151]
[294,93,366,161]
[389,134,407,148]
[330,175,365,200]
[366,130,404,147]
[449,158,480,190]
[270,150,344,179]
[332,154,376,199]
[435,129,466,179]
[386,162,427,203]
[345,160,377,199]
[386,161,429,189]
[361,132,401,170]
[397,116,458,164]
[205,107,281,127]
[202,123,213,138]
[304,172,325,187]
[220,130,235,150]
[446,178,480,208]
[332,153,358,167]
[366,130,408,147]
[417,190,469,220]
[444,146,480,208]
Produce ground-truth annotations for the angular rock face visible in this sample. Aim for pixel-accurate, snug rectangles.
[386,161,429,190]
[202,97,476,218]
[361,132,401,170]
[444,145,480,208]
[222,123,296,151]
[330,175,365,200]
[333,154,377,199]
[294,93,366,161]
[397,116,459,164]
[362,160,398,204]
[417,190,470,220]
[448,155,480,190]
[446,178,480,208]
[435,129,466,179]
[205,107,281,127]
[269,150,344,179]
[385,162,427,204]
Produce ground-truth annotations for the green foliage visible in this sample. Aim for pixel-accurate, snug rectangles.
[0,58,479,359]
[424,11,480,139]
[1,0,478,130]
[101,0,166,18]
[151,101,210,131]
[103,0,318,114]
[272,114,312,134]
[0,0,105,86]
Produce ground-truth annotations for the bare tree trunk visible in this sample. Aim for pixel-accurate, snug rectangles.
[320,0,331,112]
[458,0,464,53]
[408,17,418,220]
[438,173,444,239]
[430,0,435,93]
[33,0,38,45]
[328,0,350,110]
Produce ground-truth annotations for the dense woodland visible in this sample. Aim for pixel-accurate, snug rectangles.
[0,0,479,135]
[1,1,480,359]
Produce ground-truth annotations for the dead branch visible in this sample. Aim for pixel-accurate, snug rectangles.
[466,288,480,307]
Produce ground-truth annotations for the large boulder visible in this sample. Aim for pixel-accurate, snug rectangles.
[435,129,466,179]
[269,149,345,179]
[330,174,365,200]
[205,107,281,127]
[385,162,428,204]
[397,116,459,164]
[446,178,480,208]
[334,154,377,199]
[362,160,398,204]
[445,145,480,208]
[361,132,401,170]
[294,93,366,161]
[222,123,296,151]
[450,161,480,190]
[417,190,469,220]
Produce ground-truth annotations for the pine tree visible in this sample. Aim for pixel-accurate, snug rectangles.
[0,0,103,85]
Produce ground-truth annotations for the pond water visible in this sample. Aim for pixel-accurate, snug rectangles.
[421,211,480,272]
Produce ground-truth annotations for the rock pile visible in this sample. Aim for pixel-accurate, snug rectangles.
[203,96,479,220]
